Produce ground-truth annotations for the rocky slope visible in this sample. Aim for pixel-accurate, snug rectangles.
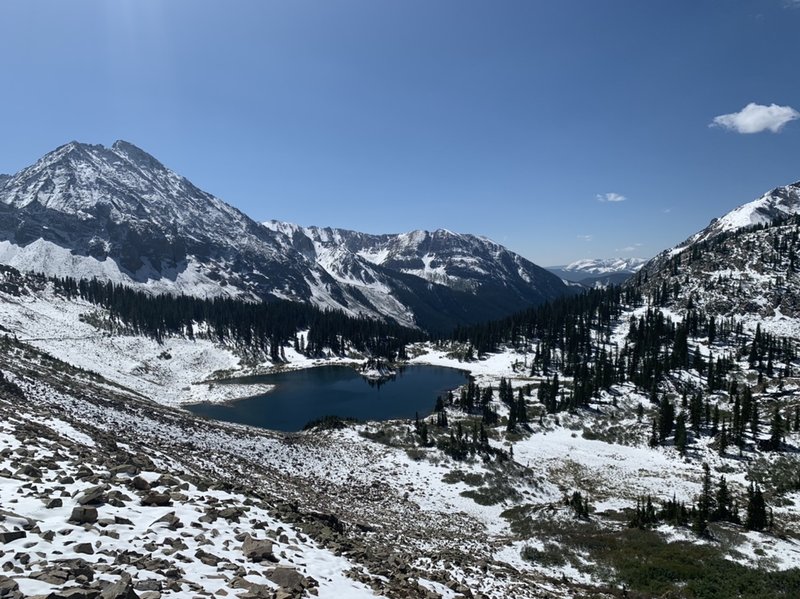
[687,180,800,246]
[634,179,800,320]
[265,222,571,332]
[0,142,570,331]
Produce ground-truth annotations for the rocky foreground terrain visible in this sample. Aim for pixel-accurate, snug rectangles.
[0,332,579,599]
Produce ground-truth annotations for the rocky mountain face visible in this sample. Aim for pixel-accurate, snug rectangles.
[634,181,800,319]
[0,141,571,332]
[265,221,572,331]
[687,180,800,246]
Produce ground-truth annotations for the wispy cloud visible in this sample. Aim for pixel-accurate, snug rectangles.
[596,192,627,203]
[710,102,799,134]
[577,234,593,242]
[615,243,642,253]
[663,208,672,214]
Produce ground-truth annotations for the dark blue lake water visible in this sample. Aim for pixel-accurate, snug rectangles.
[186,365,468,432]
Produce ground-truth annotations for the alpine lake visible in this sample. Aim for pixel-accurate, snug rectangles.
[186,364,468,432]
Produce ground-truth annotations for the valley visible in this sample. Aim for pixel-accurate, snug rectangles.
[0,142,799,598]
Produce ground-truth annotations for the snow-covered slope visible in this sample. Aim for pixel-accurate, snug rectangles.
[0,141,333,305]
[635,179,800,318]
[0,141,571,331]
[681,180,800,249]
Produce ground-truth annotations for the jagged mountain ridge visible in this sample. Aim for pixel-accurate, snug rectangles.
[264,221,569,320]
[0,141,571,331]
[633,180,800,321]
[679,180,800,249]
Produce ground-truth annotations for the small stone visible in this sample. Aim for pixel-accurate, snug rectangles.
[73,542,94,555]
[45,497,63,509]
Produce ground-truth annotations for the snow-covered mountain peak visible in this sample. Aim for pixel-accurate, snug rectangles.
[0,141,572,332]
[691,181,800,244]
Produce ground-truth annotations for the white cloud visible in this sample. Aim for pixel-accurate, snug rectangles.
[577,234,593,242]
[663,208,672,214]
[596,192,627,203]
[615,243,643,253]
[710,102,799,134]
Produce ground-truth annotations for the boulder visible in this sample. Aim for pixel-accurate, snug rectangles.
[69,506,98,524]
[241,534,275,563]
[76,485,107,506]
[140,492,171,507]
[99,575,139,599]
[73,542,94,555]
[0,575,22,599]
[267,566,304,589]
[131,477,150,491]
[0,532,25,544]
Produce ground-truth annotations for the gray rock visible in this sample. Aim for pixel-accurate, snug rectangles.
[131,477,150,491]
[0,532,25,544]
[73,542,94,555]
[69,506,98,524]
[99,575,139,599]
[76,485,107,506]
[241,534,274,563]
[267,566,304,589]
[0,575,22,599]
[133,579,160,592]
[50,588,101,598]
[140,492,170,507]
[45,497,63,509]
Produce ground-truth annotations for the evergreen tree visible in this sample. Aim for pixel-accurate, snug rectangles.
[745,483,767,531]
[675,411,688,455]
[711,476,731,522]
[769,407,784,450]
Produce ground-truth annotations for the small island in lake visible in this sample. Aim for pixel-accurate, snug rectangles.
[357,357,397,382]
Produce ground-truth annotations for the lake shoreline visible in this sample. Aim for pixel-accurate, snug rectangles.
[185,364,469,432]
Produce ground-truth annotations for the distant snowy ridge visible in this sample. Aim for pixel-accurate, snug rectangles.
[562,257,646,276]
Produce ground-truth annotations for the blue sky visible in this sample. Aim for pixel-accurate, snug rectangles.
[1,1,799,265]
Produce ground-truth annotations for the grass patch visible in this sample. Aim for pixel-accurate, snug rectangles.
[521,542,568,568]
[442,469,484,486]
[461,479,521,506]
[582,527,800,598]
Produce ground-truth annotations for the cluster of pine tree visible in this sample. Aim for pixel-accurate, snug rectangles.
[51,276,423,360]
[629,464,769,536]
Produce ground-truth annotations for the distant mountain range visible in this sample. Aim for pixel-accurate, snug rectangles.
[0,141,572,332]
[547,257,646,287]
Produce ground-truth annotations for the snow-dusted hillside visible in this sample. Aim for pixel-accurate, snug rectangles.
[634,179,800,320]
[673,180,800,251]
